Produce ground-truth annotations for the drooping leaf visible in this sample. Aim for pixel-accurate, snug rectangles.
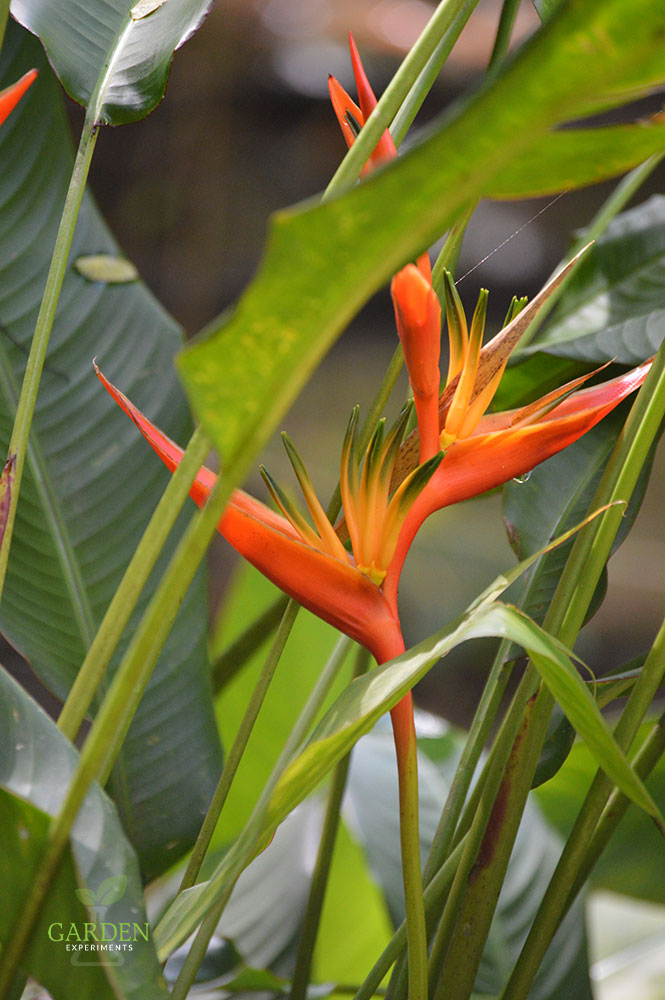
[178,0,665,470]
[10,0,213,124]
[528,196,665,363]
[0,26,221,879]
[0,667,168,1000]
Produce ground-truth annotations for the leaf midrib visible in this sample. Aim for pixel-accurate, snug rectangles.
[0,339,95,660]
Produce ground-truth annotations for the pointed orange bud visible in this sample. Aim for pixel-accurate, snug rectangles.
[0,69,37,127]
[348,32,397,165]
[391,264,441,462]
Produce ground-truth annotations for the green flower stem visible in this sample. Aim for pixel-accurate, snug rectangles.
[290,647,370,1000]
[212,594,290,694]
[433,340,665,1000]
[516,154,664,353]
[500,609,665,1000]
[324,0,482,200]
[0,110,99,601]
[386,642,515,1000]
[179,598,301,894]
[170,636,353,1000]
[57,424,211,739]
[487,0,521,73]
[354,837,466,1000]
[390,0,482,145]
[568,708,665,904]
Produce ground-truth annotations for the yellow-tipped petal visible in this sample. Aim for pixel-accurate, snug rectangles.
[444,288,488,439]
[443,270,468,385]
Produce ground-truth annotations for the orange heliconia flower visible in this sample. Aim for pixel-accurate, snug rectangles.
[0,69,37,127]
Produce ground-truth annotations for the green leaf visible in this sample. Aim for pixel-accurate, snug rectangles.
[487,122,665,199]
[10,0,213,124]
[536,725,665,904]
[0,26,221,879]
[178,0,665,468]
[96,874,128,905]
[0,667,168,1000]
[529,196,665,362]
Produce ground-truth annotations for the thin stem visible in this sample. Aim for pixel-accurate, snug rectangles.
[353,837,466,1000]
[179,599,301,894]
[325,0,482,200]
[211,595,289,694]
[386,642,514,1000]
[57,424,211,739]
[516,154,664,353]
[487,0,521,74]
[390,693,428,1000]
[170,636,353,1000]
[0,110,99,600]
[431,201,476,298]
[425,667,541,992]
[500,610,665,1000]
[290,647,370,1000]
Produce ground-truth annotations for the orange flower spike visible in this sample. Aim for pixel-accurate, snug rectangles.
[442,285,488,446]
[347,31,397,165]
[0,69,37,127]
[391,264,442,462]
[328,34,397,174]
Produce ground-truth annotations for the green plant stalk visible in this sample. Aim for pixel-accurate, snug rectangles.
[354,837,466,1000]
[290,647,370,1000]
[516,153,664,353]
[424,668,542,995]
[0,109,99,601]
[179,598,301,894]
[500,608,665,1000]
[57,424,211,739]
[429,340,665,999]
[289,757,353,1000]
[324,0,482,200]
[386,642,514,1000]
[568,708,665,903]
[169,636,353,1000]
[432,683,553,1000]
[487,0,521,73]
[390,0,483,145]
[0,458,240,999]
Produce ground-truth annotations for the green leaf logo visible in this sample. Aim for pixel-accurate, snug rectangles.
[74,875,127,907]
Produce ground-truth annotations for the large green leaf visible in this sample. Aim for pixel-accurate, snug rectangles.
[0,667,168,1000]
[179,0,665,469]
[154,596,659,959]
[0,26,221,879]
[528,196,665,363]
[10,0,213,124]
